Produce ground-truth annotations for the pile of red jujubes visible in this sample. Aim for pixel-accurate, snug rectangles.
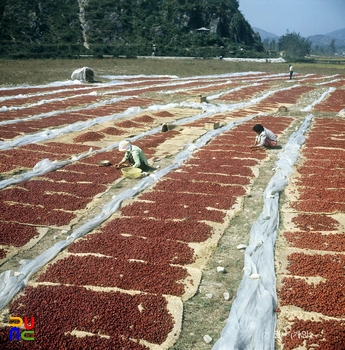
[280,253,345,316]
[0,161,116,244]
[320,79,345,88]
[73,131,105,143]
[0,84,85,98]
[115,77,239,96]
[0,142,94,173]
[98,126,124,135]
[0,127,189,247]
[0,222,39,247]
[0,87,156,141]
[133,115,155,123]
[0,186,90,211]
[0,94,102,122]
[313,89,345,112]
[3,115,293,348]
[0,112,83,137]
[41,166,118,184]
[188,81,238,95]
[255,85,315,112]
[68,231,195,264]
[37,254,189,296]
[291,213,340,231]
[278,118,345,349]
[219,83,272,101]
[114,120,142,128]
[153,110,174,118]
[3,284,170,349]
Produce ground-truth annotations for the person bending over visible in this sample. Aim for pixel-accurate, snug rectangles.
[250,124,277,149]
[115,140,150,170]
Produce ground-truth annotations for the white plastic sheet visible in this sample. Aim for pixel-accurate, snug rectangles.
[213,114,313,350]
[301,87,335,112]
[71,67,94,82]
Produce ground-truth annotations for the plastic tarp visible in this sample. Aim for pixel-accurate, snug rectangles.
[71,67,94,82]
[213,114,313,350]
[0,115,255,311]
[301,87,335,112]
[337,109,345,117]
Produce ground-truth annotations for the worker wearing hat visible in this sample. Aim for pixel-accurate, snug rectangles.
[115,140,149,170]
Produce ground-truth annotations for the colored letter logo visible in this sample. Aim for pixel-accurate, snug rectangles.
[9,316,34,341]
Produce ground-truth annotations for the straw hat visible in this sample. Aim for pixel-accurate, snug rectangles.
[119,140,131,151]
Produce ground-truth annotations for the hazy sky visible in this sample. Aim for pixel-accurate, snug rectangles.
[239,0,345,37]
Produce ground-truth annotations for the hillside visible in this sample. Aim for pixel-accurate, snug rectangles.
[0,0,264,59]
[326,28,345,41]
[253,25,345,55]
[252,27,278,41]
[308,28,345,54]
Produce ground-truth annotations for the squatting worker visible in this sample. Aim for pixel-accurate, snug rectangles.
[250,124,277,149]
[115,140,149,170]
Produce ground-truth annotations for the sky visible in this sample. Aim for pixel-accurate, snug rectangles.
[239,0,345,37]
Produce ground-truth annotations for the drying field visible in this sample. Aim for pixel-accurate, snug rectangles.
[0,64,344,349]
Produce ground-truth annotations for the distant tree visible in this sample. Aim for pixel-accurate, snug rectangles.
[269,39,277,52]
[328,39,336,55]
[278,31,311,60]
[262,38,269,51]
[262,38,277,54]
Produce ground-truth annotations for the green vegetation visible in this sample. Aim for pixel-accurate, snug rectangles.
[0,0,264,59]
[278,32,312,61]
[0,0,85,58]
[0,57,344,87]
[312,39,340,56]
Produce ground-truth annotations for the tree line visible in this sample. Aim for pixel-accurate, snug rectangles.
[262,31,339,60]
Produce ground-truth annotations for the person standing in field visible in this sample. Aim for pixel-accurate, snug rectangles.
[289,64,294,80]
[250,124,278,149]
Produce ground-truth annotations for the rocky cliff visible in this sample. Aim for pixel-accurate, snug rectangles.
[0,0,264,58]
